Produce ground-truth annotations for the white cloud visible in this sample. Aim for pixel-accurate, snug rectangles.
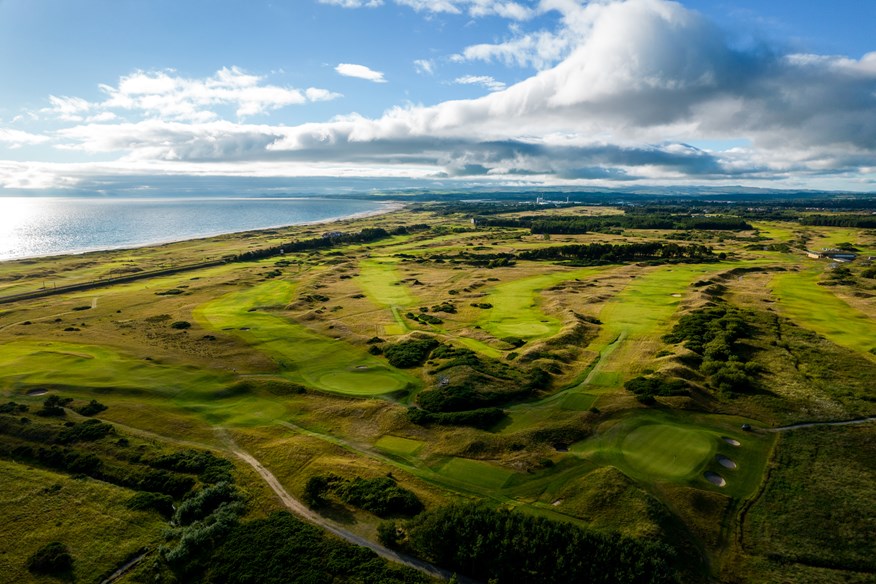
[43,67,342,123]
[45,95,92,121]
[414,59,435,75]
[454,75,506,91]
[4,0,876,191]
[0,128,50,148]
[335,63,387,83]
[305,87,344,102]
[319,0,383,7]
[321,0,534,20]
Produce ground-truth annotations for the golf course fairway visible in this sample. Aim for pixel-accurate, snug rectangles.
[196,280,417,396]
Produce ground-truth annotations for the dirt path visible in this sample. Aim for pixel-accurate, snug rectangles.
[99,551,149,584]
[768,416,876,432]
[215,428,467,583]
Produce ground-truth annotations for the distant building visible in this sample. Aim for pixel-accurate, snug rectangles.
[805,249,857,261]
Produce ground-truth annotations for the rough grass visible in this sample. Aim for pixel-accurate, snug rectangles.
[0,459,165,583]
[741,424,876,577]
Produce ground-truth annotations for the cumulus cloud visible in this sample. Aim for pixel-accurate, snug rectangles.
[40,67,341,123]
[335,63,387,83]
[454,75,506,91]
[0,128,50,148]
[5,0,876,190]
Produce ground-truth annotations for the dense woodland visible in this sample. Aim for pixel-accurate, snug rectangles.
[381,502,677,584]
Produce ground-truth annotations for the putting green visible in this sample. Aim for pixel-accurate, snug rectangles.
[196,281,417,396]
[620,424,714,479]
[314,368,406,395]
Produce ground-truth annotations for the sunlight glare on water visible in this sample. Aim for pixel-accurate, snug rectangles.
[0,197,387,261]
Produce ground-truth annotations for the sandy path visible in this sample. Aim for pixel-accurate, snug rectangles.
[215,429,467,583]
[768,416,876,432]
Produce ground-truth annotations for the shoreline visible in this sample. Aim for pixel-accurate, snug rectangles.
[0,200,405,264]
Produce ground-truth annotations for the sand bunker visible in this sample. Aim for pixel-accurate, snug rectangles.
[722,437,741,446]
[26,389,48,396]
[716,455,737,469]
[704,471,726,487]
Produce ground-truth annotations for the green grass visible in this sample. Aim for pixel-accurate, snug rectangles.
[195,280,418,396]
[620,424,715,479]
[560,393,598,411]
[742,425,876,575]
[479,267,603,340]
[0,459,165,583]
[807,227,876,254]
[357,258,415,307]
[752,221,797,241]
[0,340,225,395]
[582,263,752,388]
[570,410,773,497]
[436,457,515,490]
[770,269,876,354]
[375,435,425,455]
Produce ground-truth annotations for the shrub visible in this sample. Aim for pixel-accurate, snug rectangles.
[171,321,192,330]
[26,542,73,576]
[37,395,72,417]
[75,399,107,416]
[384,338,439,368]
[127,491,175,517]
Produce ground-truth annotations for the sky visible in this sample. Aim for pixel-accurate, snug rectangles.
[0,0,874,195]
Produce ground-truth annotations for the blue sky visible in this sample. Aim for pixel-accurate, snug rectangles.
[0,0,874,193]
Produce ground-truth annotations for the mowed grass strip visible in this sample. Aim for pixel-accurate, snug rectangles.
[480,267,603,340]
[357,258,415,307]
[375,435,425,456]
[583,264,748,387]
[196,280,417,395]
[771,269,876,354]
[437,457,515,490]
[0,459,165,583]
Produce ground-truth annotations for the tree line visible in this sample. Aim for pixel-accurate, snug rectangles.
[379,502,677,583]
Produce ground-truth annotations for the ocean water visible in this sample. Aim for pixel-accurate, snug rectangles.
[0,197,391,261]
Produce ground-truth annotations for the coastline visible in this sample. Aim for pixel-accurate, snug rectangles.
[0,199,405,264]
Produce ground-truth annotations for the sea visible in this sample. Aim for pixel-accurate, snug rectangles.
[0,197,393,262]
